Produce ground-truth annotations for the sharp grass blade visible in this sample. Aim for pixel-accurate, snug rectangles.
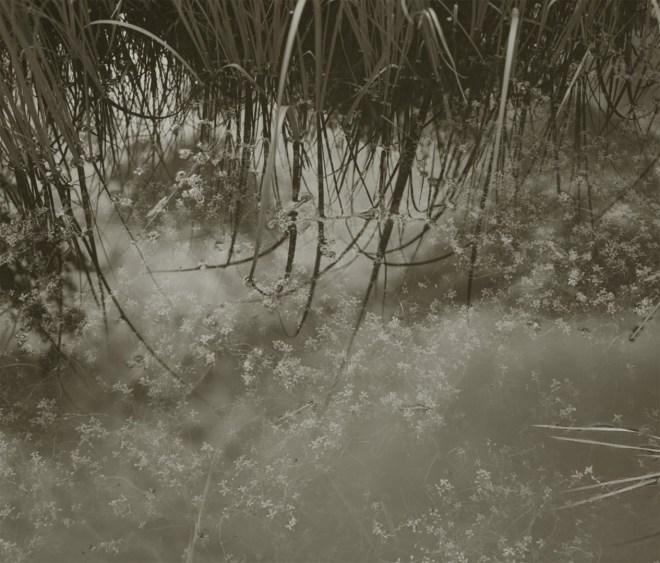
[86,20,202,83]
[490,6,519,190]
[421,7,466,102]
[629,297,660,342]
[248,0,307,284]
[550,436,660,454]
[549,0,589,66]
[275,0,307,105]
[566,472,660,493]
[556,50,590,120]
[220,63,267,96]
[607,530,660,548]
[554,478,658,510]
[534,424,660,440]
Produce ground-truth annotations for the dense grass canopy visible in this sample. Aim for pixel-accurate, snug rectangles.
[1,0,659,353]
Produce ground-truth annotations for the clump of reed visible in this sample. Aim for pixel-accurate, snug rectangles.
[535,424,660,511]
[1,0,659,365]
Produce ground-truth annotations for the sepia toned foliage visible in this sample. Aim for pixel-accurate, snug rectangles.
[0,1,659,561]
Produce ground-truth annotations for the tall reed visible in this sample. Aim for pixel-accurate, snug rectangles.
[1,0,658,369]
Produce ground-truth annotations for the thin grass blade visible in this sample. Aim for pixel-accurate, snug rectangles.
[550,436,660,454]
[554,478,658,510]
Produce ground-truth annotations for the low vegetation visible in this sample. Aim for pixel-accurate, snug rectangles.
[0,1,659,561]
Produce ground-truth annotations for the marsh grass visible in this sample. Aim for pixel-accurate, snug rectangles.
[1,1,660,560]
[534,424,660,509]
[2,1,659,354]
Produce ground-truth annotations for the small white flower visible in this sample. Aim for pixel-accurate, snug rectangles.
[567,268,580,286]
